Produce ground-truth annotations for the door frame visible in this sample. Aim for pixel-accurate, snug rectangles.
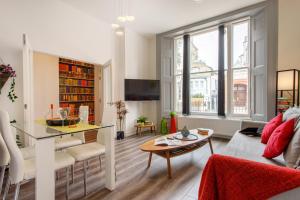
[22,33,34,145]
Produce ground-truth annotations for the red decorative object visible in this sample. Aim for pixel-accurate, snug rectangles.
[263,118,295,158]
[261,113,283,144]
[170,116,177,133]
[198,154,300,200]
[50,104,54,119]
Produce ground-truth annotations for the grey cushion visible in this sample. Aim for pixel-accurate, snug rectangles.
[222,131,285,166]
[283,107,300,121]
[284,121,300,168]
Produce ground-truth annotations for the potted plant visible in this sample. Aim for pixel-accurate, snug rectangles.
[0,58,18,102]
[114,100,128,140]
[137,116,147,126]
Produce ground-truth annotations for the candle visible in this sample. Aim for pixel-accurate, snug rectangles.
[50,104,54,119]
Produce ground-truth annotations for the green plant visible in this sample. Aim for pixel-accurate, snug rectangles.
[16,134,23,148]
[170,111,176,117]
[192,93,204,98]
[10,120,23,147]
[114,100,128,131]
[137,116,147,123]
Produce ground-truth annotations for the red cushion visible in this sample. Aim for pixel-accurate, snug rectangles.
[261,113,283,144]
[263,118,295,159]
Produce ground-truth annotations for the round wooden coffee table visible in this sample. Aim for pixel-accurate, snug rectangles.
[140,129,214,178]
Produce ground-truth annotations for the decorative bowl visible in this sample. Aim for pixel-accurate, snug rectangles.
[46,117,80,126]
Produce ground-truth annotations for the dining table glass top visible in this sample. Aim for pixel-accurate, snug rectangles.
[11,119,114,140]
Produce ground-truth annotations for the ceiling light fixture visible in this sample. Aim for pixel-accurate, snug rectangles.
[111,23,120,29]
[116,0,135,23]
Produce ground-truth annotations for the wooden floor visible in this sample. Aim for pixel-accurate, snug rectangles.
[3,133,228,200]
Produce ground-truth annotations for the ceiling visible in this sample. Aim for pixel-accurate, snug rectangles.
[62,0,264,36]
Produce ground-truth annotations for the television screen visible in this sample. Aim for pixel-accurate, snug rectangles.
[125,79,160,101]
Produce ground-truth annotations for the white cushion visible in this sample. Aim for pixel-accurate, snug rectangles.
[66,143,105,162]
[23,152,75,180]
[284,124,300,168]
[55,137,83,150]
[20,146,35,160]
[283,107,300,121]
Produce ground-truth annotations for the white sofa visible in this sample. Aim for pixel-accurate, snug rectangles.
[221,120,300,200]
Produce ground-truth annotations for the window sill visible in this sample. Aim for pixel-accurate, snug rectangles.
[177,114,251,121]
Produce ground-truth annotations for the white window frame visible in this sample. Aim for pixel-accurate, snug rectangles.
[190,27,219,115]
[173,37,184,114]
[226,18,251,118]
[172,17,251,118]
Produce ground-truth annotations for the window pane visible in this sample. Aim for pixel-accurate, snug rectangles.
[224,27,228,70]
[175,38,183,75]
[224,70,228,114]
[191,30,219,72]
[190,72,218,113]
[175,75,183,113]
[233,21,249,68]
[232,68,249,114]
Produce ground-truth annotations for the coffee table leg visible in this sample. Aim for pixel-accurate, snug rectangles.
[147,152,152,168]
[208,138,214,155]
[166,151,172,179]
[136,126,138,135]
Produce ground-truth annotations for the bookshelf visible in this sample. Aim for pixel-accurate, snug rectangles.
[59,58,95,124]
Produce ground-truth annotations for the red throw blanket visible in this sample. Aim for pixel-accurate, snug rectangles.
[199,154,300,200]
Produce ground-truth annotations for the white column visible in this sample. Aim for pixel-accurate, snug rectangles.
[35,138,55,200]
[104,126,116,190]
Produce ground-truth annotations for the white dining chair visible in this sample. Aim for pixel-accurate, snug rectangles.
[0,110,75,200]
[54,106,88,150]
[0,133,10,195]
[66,131,105,196]
[0,125,35,194]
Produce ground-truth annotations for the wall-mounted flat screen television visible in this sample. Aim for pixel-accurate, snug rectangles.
[125,79,160,101]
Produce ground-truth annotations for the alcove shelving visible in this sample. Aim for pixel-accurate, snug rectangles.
[59,58,95,124]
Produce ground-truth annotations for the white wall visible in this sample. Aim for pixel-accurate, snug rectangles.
[124,29,157,135]
[33,52,59,119]
[0,0,113,123]
[278,0,300,70]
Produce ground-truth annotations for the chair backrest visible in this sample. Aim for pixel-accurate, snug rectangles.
[0,110,24,184]
[79,106,89,124]
[97,104,117,144]
[0,133,10,166]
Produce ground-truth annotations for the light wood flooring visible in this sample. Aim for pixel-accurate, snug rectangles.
[3,133,228,200]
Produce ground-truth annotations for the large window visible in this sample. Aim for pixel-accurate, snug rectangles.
[190,29,219,113]
[174,19,250,116]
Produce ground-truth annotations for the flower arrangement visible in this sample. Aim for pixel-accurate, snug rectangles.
[0,60,18,102]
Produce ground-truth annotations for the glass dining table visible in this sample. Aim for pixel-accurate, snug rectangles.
[11,120,116,200]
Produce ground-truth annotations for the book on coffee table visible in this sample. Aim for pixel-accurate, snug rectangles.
[197,128,210,135]
[154,137,182,146]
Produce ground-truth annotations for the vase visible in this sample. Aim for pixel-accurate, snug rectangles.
[170,116,177,133]
[160,118,168,135]
[117,131,125,140]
